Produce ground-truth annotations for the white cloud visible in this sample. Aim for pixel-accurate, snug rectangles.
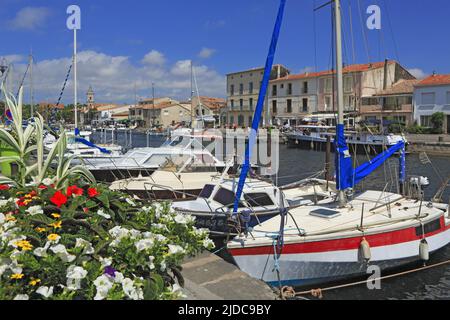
[3,55,25,64]
[408,68,428,79]
[3,51,225,104]
[142,50,166,66]
[9,7,51,30]
[198,48,216,59]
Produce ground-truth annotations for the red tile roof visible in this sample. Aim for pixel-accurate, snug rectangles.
[373,79,420,96]
[271,61,396,83]
[416,74,450,87]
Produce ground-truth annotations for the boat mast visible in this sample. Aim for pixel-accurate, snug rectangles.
[74,28,78,132]
[334,0,346,206]
[29,50,34,117]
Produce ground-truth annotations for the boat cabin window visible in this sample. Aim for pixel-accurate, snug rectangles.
[195,153,215,165]
[199,184,215,198]
[213,188,245,208]
[244,193,274,207]
[143,154,173,166]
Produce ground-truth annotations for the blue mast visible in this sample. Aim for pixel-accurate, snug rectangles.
[233,0,287,213]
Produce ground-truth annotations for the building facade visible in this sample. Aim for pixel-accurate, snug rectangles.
[129,98,191,128]
[267,60,415,127]
[223,64,290,127]
[413,74,450,133]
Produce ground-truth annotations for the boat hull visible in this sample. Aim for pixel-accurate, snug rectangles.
[228,220,450,287]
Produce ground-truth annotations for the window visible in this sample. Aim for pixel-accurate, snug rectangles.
[249,98,254,111]
[238,115,244,126]
[230,99,234,109]
[344,77,353,93]
[249,82,254,94]
[199,184,215,198]
[325,96,332,111]
[325,78,332,93]
[272,100,277,114]
[344,95,355,110]
[447,92,450,105]
[287,83,293,95]
[163,110,169,116]
[230,84,234,96]
[239,99,244,111]
[421,92,435,105]
[281,84,284,89]
[272,85,277,96]
[421,115,432,127]
[286,99,292,113]
[302,81,308,94]
[248,116,253,126]
[239,83,244,95]
[302,98,308,112]
[244,193,274,207]
[362,97,379,105]
[229,115,234,124]
[213,188,235,206]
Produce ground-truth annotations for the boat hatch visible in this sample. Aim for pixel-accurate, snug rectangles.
[309,208,341,219]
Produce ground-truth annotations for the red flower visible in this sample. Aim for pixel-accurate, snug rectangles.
[0,185,10,191]
[87,188,99,198]
[50,191,68,208]
[29,190,37,197]
[83,207,89,213]
[38,185,48,190]
[16,197,26,207]
[67,185,84,197]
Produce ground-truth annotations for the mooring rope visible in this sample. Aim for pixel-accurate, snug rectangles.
[280,258,450,300]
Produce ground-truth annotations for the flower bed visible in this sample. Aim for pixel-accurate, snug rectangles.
[0,87,214,300]
[0,183,214,300]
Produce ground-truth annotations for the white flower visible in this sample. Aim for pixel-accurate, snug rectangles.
[154,234,167,242]
[125,198,136,207]
[66,265,88,291]
[50,244,76,263]
[13,294,29,300]
[33,241,52,257]
[0,213,4,225]
[203,238,215,249]
[122,278,143,300]
[152,223,168,232]
[97,208,111,220]
[114,271,124,284]
[75,238,95,255]
[0,199,11,208]
[108,226,130,239]
[25,205,43,216]
[168,244,185,255]
[174,214,188,224]
[171,283,186,298]
[135,238,154,252]
[42,178,54,186]
[93,275,114,300]
[36,286,54,298]
[160,260,166,272]
[99,257,112,267]
[148,256,155,270]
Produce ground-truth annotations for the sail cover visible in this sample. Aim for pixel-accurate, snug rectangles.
[335,124,354,190]
[74,137,112,154]
[335,126,406,190]
[352,140,405,186]
[233,0,287,213]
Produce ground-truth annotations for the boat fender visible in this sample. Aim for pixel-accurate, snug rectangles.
[295,140,299,145]
[419,239,429,262]
[359,237,371,262]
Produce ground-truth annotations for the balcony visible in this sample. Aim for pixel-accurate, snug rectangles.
[360,104,413,114]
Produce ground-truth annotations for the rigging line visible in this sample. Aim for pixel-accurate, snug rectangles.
[16,61,30,99]
[313,0,319,72]
[357,0,372,63]
[339,0,350,67]
[382,0,400,62]
[348,0,356,63]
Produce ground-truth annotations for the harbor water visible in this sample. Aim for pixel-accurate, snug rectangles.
[93,131,450,300]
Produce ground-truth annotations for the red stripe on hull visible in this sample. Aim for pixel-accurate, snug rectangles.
[229,217,449,256]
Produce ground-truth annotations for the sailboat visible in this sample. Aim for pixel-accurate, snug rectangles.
[226,0,450,287]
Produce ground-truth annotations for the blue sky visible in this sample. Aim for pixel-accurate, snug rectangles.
[0,0,449,104]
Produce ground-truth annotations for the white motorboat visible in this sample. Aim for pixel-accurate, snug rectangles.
[83,134,226,183]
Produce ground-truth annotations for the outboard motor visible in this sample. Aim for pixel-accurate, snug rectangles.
[407,176,429,199]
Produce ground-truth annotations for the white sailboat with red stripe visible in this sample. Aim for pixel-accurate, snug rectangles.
[226,0,450,288]
[227,191,450,286]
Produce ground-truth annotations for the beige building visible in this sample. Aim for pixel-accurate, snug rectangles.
[223,64,290,127]
[129,98,191,128]
[268,60,415,127]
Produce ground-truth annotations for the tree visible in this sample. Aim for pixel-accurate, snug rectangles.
[430,112,444,134]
